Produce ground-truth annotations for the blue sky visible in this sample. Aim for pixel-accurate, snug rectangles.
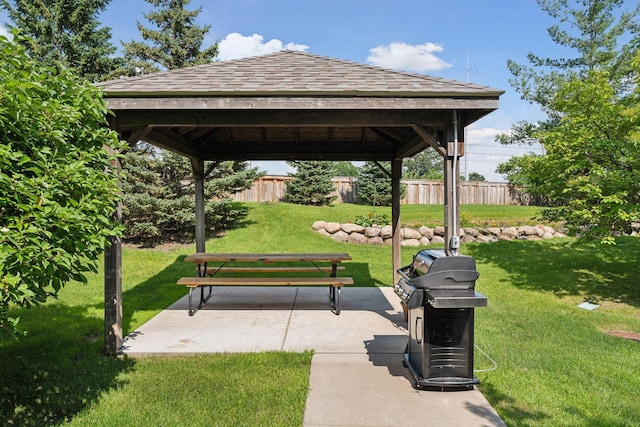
[1,0,568,181]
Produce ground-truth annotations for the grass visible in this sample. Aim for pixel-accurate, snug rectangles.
[1,202,639,426]
[467,238,640,426]
[69,352,312,426]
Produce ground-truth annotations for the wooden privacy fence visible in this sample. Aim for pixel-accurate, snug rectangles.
[231,176,526,205]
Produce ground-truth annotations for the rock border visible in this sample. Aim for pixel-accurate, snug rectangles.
[312,221,568,246]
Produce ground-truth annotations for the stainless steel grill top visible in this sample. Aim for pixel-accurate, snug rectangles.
[398,249,478,290]
[394,250,487,309]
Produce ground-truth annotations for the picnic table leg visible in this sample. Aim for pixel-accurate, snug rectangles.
[330,286,341,315]
[329,263,341,315]
[190,261,213,316]
[189,288,195,316]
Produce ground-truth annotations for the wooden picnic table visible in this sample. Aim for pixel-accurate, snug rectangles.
[180,252,353,315]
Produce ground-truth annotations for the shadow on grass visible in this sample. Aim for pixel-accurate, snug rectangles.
[465,237,640,307]
[120,254,192,333]
[0,305,135,427]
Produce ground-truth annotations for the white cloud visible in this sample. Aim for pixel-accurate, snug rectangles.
[367,42,452,72]
[217,33,309,61]
[0,24,10,39]
[467,126,502,143]
[463,126,545,181]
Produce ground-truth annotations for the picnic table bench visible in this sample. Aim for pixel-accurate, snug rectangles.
[179,252,353,316]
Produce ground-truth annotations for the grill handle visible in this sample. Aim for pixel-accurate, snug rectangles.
[416,316,423,344]
[396,266,415,281]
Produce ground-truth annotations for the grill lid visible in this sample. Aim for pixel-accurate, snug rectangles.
[398,250,479,290]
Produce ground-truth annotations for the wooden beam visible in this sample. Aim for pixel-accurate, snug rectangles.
[197,144,399,161]
[443,112,464,255]
[368,127,403,144]
[144,128,201,160]
[104,96,501,112]
[393,133,430,158]
[373,161,392,178]
[109,109,452,128]
[125,125,152,146]
[204,160,221,179]
[412,125,446,157]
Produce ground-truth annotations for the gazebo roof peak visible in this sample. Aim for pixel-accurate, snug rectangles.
[98,49,503,98]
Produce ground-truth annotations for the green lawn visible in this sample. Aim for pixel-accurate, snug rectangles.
[1,202,639,426]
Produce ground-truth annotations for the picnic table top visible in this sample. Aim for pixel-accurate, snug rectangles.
[184,252,352,263]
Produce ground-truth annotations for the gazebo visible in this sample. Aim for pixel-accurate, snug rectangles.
[98,50,503,355]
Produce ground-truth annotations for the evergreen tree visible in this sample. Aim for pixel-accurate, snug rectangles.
[284,161,336,206]
[121,144,261,245]
[358,161,396,206]
[0,0,121,81]
[121,0,218,74]
[119,1,258,245]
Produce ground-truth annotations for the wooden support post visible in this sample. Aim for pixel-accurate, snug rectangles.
[443,112,464,255]
[104,233,122,355]
[391,158,402,283]
[104,152,122,356]
[191,158,206,253]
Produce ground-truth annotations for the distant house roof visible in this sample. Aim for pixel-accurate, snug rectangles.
[99,50,503,162]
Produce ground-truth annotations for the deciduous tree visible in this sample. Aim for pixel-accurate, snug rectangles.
[402,149,443,179]
[496,0,640,240]
[501,0,639,142]
[0,34,125,338]
[521,70,640,242]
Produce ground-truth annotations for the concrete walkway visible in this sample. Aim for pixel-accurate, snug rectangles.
[121,287,505,427]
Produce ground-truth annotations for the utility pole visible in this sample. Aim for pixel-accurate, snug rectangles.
[464,51,477,181]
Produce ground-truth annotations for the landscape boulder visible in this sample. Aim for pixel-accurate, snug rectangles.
[325,222,341,234]
[342,223,365,234]
[311,221,568,247]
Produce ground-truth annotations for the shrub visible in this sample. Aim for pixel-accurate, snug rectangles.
[0,33,125,338]
[353,211,391,227]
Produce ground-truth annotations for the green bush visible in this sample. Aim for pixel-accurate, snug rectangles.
[353,211,391,227]
[0,33,125,338]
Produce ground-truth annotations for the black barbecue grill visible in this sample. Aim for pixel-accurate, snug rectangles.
[395,249,487,390]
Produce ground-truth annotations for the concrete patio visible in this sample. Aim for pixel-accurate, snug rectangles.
[121,286,505,426]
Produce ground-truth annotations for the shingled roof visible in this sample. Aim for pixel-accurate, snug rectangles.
[98,50,502,98]
[100,50,503,162]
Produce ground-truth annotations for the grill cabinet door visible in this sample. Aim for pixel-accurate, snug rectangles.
[424,306,474,380]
